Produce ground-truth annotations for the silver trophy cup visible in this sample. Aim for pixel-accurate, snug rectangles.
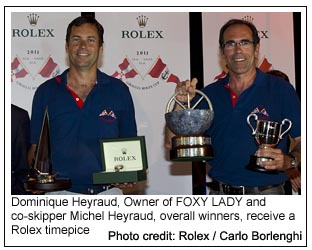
[165,89,214,161]
[246,113,292,173]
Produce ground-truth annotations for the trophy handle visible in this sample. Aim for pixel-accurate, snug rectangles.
[165,89,213,113]
[247,113,258,135]
[280,118,292,139]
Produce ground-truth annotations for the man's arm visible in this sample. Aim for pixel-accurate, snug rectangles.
[288,136,301,168]
[286,136,301,192]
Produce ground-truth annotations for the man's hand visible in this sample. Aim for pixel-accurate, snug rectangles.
[175,78,198,105]
[112,170,149,189]
[257,136,301,172]
[256,147,290,171]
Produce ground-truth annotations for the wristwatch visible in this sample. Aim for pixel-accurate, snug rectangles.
[287,153,298,169]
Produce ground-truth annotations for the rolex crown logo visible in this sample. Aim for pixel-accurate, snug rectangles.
[121,148,127,155]
[136,15,148,28]
[27,13,39,26]
[242,15,254,24]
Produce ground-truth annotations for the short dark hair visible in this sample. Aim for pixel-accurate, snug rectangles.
[66,15,104,47]
[219,19,260,49]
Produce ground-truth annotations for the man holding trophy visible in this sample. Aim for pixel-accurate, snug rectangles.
[165,19,301,195]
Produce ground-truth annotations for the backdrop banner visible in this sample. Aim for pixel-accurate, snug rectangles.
[11,12,81,112]
[11,12,192,195]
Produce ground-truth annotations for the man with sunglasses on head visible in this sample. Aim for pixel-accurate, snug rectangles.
[165,19,301,195]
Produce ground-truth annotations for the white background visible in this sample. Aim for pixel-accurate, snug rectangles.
[2,3,309,250]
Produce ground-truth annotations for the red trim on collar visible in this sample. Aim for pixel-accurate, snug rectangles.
[65,85,84,109]
[55,76,62,84]
[224,84,237,107]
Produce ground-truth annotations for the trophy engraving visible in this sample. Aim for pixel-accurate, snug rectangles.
[165,89,214,161]
[246,113,292,173]
[24,108,71,191]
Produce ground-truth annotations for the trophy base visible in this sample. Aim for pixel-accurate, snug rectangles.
[246,155,278,174]
[170,135,213,161]
[37,174,55,184]
[24,178,71,192]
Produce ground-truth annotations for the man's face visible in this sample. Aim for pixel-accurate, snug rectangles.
[221,24,259,76]
[66,23,102,71]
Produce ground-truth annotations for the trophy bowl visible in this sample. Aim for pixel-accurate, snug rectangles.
[165,109,214,135]
[165,90,214,161]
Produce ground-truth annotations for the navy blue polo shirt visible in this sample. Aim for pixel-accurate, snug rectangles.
[198,69,301,186]
[30,69,137,192]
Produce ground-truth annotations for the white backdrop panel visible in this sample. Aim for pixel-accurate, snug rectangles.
[96,12,192,194]
[11,12,192,195]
